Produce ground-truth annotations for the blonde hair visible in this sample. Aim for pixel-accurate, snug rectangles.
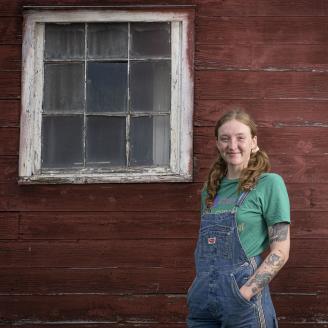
[205,109,270,208]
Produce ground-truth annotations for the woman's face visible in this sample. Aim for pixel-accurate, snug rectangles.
[216,119,257,171]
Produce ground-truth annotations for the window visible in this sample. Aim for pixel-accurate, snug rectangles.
[20,7,194,183]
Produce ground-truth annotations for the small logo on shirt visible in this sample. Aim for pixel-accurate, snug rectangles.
[208,237,216,244]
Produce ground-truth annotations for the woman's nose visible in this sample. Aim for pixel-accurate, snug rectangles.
[228,138,237,149]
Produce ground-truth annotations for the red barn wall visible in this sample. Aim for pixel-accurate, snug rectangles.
[0,0,328,327]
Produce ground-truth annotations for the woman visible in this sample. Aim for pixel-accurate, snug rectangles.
[186,109,290,328]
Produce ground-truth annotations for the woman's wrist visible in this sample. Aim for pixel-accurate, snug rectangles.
[239,284,255,301]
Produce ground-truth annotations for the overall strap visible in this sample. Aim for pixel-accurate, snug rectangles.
[235,191,250,208]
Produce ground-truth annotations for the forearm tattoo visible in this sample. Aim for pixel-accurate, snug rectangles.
[246,272,271,289]
[242,223,289,298]
[268,222,289,244]
[246,252,285,295]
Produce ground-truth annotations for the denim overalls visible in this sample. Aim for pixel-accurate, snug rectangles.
[186,192,278,328]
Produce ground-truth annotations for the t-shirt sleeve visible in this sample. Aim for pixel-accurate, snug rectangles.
[259,173,291,227]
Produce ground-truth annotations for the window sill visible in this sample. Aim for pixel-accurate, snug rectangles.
[18,172,193,184]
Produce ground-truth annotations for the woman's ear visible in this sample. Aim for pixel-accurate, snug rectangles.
[251,136,258,150]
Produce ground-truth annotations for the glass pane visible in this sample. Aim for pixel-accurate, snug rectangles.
[130,61,171,112]
[87,62,127,113]
[87,23,128,59]
[130,115,170,166]
[44,23,85,60]
[43,63,84,113]
[86,116,126,166]
[130,22,171,58]
[41,115,83,168]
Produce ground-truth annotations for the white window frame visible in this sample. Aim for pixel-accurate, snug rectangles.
[19,7,194,184]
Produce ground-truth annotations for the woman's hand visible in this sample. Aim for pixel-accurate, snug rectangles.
[239,222,290,300]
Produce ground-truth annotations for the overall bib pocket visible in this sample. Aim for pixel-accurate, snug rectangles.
[199,225,232,260]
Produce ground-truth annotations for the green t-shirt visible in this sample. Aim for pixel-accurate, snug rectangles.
[201,173,290,257]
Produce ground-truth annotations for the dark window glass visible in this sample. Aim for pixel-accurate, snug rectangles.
[42,116,83,168]
[130,22,171,58]
[43,63,84,113]
[88,23,128,59]
[87,62,128,113]
[130,115,170,166]
[44,23,85,60]
[130,61,171,112]
[86,116,126,166]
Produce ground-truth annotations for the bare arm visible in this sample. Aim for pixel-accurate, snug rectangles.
[239,222,290,301]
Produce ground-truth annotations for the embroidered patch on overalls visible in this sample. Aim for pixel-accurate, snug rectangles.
[208,237,216,244]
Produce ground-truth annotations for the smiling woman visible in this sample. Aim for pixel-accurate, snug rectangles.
[216,119,258,178]
[186,109,290,328]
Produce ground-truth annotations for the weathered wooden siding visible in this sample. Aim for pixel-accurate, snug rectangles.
[0,0,328,327]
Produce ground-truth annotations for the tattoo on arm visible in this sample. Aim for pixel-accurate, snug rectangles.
[246,272,272,289]
[245,252,285,296]
[264,252,285,268]
[241,223,289,299]
[268,223,289,244]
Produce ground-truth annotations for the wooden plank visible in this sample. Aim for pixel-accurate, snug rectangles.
[196,71,328,100]
[194,127,328,156]
[0,44,21,71]
[270,156,328,184]
[273,294,328,323]
[0,325,186,328]
[289,211,328,238]
[0,183,201,212]
[0,16,21,45]
[0,182,328,211]
[197,16,328,45]
[0,294,188,323]
[0,70,20,98]
[194,155,328,184]
[279,325,328,328]
[0,212,18,239]
[19,211,200,240]
[196,44,253,70]
[0,324,324,328]
[0,238,327,268]
[0,293,328,323]
[285,184,328,211]
[194,99,328,127]
[271,267,328,294]
[0,239,195,268]
[0,99,20,127]
[0,0,21,16]
[197,0,328,17]
[2,0,328,18]
[0,128,19,155]
[0,267,194,294]
[196,44,328,71]
[0,156,17,182]
[0,266,326,295]
[18,208,328,240]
